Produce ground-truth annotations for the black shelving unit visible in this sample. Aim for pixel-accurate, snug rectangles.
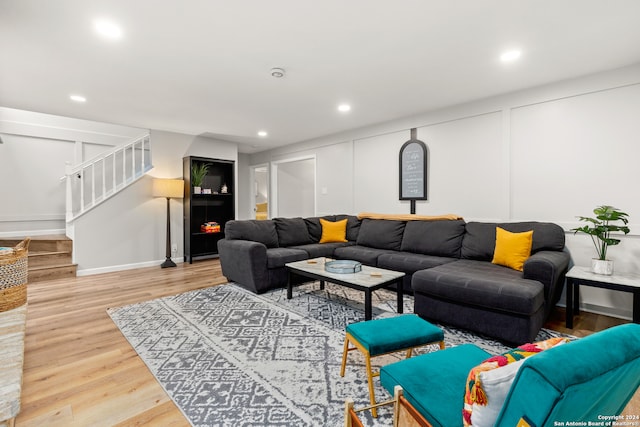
[183,156,235,263]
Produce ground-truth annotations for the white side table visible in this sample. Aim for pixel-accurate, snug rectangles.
[565,266,640,328]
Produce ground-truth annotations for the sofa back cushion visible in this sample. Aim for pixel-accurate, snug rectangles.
[335,214,362,242]
[305,215,361,242]
[274,217,313,247]
[224,220,279,248]
[304,216,336,242]
[461,222,565,261]
[356,219,406,251]
[400,219,465,258]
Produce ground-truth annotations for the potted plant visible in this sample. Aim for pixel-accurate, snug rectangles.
[191,163,209,194]
[572,205,630,275]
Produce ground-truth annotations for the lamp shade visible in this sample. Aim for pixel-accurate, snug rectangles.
[152,178,184,198]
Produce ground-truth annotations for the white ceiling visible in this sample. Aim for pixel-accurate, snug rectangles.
[2,0,640,153]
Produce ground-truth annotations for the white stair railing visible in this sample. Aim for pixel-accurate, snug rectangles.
[64,134,152,222]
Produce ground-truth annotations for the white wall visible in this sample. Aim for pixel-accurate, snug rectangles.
[352,112,505,217]
[275,158,315,217]
[246,62,640,319]
[73,130,238,274]
[0,110,239,274]
[249,140,355,217]
[0,107,147,235]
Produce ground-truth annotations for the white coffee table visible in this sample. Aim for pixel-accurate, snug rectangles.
[285,258,405,320]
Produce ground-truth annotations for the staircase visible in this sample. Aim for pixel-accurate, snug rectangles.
[0,235,77,283]
[64,133,152,223]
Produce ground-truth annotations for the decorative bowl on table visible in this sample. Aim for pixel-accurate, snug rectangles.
[325,260,362,274]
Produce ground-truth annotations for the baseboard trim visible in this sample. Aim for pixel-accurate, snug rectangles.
[77,257,184,276]
[556,302,632,321]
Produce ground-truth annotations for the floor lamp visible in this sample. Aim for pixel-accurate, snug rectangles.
[152,178,184,268]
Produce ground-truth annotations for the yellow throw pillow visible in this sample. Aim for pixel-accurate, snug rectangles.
[319,218,348,243]
[491,227,533,271]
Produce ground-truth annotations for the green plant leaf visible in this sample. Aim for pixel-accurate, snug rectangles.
[572,205,631,260]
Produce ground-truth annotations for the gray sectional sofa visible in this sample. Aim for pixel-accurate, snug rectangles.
[217,215,570,344]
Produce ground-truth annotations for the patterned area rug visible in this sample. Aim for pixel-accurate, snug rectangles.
[108,282,567,427]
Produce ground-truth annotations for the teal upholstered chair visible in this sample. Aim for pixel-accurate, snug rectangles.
[380,323,640,427]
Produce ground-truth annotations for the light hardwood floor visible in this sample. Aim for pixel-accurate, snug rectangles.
[15,259,638,426]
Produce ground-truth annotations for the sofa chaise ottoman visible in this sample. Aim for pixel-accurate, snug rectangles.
[412,221,569,344]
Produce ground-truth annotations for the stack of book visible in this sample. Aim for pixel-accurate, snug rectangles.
[201,222,220,233]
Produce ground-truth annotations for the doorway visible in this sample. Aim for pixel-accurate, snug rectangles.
[271,156,316,218]
[250,164,269,220]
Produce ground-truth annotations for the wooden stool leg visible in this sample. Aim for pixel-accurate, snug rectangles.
[340,336,350,377]
[439,340,445,350]
[405,348,413,358]
[364,352,378,418]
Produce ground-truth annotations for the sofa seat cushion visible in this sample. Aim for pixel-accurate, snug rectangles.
[290,242,354,259]
[266,248,309,269]
[333,245,397,266]
[412,260,544,315]
[378,252,457,275]
[380,344,491,427]
[356,219,406,250]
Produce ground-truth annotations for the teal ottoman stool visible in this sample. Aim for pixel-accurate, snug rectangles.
[340,314,445,417]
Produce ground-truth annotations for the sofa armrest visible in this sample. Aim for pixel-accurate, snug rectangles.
[217,239,269,293]
[523,250,570,306]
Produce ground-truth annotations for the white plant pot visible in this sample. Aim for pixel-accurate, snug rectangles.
[193,186,201,194]
[591,259,614,275]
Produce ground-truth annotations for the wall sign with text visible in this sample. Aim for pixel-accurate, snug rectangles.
[399,138,428,200]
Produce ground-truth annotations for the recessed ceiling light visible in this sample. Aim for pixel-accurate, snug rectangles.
[94,19,123,40]
[257,131,268,137]
[70,94,87,103]
[337,104,351,113]
[500,50,522,62]
[270,68,285,78]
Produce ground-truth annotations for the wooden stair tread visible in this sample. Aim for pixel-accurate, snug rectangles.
[29,263,77,271]
[2,234,77,282]
[29,250,71,256]
[28,251,72,259]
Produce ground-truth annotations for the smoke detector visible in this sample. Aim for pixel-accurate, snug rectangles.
[270,67,285,78]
